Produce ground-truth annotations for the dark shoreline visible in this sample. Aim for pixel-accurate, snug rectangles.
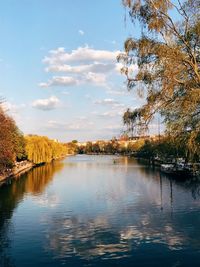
[0,154,74,185]
[0,161,33,184]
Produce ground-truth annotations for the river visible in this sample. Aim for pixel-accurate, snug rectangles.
[1,155,200,267]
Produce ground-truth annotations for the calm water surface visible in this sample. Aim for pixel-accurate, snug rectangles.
[1,155,200,267]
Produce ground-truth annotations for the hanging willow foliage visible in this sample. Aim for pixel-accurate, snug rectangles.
[25,135,67,164]
[120,0,200,160]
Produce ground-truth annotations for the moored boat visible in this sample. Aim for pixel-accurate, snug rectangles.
[160,162,194,178]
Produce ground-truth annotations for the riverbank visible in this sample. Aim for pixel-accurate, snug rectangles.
[0,154,75,184]
[0,160,34,183]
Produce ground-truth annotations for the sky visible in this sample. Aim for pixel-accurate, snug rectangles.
[0,0,159,142]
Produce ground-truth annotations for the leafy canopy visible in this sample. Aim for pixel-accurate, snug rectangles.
[119,0,200,159]
[0,104,26,172]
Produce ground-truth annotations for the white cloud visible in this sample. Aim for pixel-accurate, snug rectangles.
[43,46,120,64]
[40,46,128,88]
[32,96,60,110]
[105,84,130,96]
[39,82,50,88]
[93,99,126,120]
[68,122,94,130]
[106,89,129,96]
[85,72,106,85]
[1,101,26,125]
[47,119,94,131]
[45,62,115,74]
[104,124,122,130]
[97,111,122,118]
[39,76,78,88]
[39,73,106,88]
[93,102,126,119]
[78,30,85,36]
[2,102,26,113]
[94,98,119,106]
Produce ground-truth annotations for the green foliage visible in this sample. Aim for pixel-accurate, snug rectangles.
[78,139,146,155]
[137,140,156,159]
[137,135,188,162]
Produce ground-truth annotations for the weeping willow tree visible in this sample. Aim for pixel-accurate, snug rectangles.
[25,135,67,164]
[123,108,144,137]
[119,0,200,160]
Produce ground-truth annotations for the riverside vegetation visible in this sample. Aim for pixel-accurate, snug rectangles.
[0,98,199,181]
[77,135,192,162]
[1,0,199,179]
[0,104,76,178]
[119,0,200,162]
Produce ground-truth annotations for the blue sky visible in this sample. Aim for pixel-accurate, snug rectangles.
[0,0,158,142]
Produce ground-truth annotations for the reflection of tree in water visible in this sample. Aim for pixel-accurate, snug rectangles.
[191,185,200,199]
[24,160,64,195]
[0,160,64,266]
[135,157,200,201]
[1,157,200,265]
[160,172,200,200]
[178,179,200,200]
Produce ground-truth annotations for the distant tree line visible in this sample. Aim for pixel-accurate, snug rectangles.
[77,134,199,163]
[78,140,120,155]
[78,139,145,155]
